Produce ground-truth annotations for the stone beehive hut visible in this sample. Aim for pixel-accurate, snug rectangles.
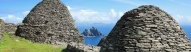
[98,5,191,52]
[15,0,83,44]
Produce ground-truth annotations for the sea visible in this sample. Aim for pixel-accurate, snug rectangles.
[84,36,104,46]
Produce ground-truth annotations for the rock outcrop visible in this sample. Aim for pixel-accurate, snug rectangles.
[81,27,103,37]
[15,0,83,44]
[98,5,191,52]
[66,42,100,52]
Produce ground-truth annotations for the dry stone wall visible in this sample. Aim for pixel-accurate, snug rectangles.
[0,19,5,35]
[4,23,17,34]
[0,19,18,41]
[98,5,191,52]
[0,19,5,41]
[66,42,101,52]
[15,0,83,44]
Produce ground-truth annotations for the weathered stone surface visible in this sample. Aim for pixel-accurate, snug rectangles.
[66,42,100,52]
[98,5,191,52]
[4,23,17,34]
[97,36,107,46]
[0,19,5,34]
[0,19,4,41]
[15,0,83,44]
[0,19,18,41]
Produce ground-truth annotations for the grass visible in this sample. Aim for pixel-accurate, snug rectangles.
[0,33,66,52]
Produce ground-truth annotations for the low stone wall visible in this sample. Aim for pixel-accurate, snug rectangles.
[0,19,5,35]
[0,23,17,41]
[4,23,17,34]
[66,42,100,52]
[0,19,18,41]
[0,19,5,41]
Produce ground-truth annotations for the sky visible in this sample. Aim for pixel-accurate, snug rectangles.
[0,0,191,38]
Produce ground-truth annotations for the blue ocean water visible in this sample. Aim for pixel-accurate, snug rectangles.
[84,36,104,46]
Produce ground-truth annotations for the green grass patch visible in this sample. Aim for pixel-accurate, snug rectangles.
[0,33,65,52]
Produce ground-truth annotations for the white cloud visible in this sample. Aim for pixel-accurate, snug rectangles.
[118,12,124,18]
[22,11,30,16]
[0,6,125,25]
[173,15,191,25]
[0,15,23,24]
[68,6,190,26]
[110,9,117,17]
[67,6,124,25]
[67,6,73,10]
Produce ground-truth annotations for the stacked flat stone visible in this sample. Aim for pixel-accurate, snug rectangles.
[4,23,17,34]
[0,19,5,41]
[15,0,83,44]
[98,5,191,52]
[0,19,18,34]
[66,42,101,52]
[0,19,5,34]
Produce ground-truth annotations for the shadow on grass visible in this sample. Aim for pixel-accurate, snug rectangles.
[61,49,66,52]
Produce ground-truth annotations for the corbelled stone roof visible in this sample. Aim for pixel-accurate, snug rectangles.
[98,5,191,52]
[15,0,83,44]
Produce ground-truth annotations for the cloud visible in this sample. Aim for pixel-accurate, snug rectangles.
[67,6,124,25]
[0,6,125,25]
[67,6,191,26]
[66,6,75,11]
[118,12,124,18]
[110,9,117,17]
[0,15,23,24]
[173,15,191,25]
[22,11,30,16]
[0,10,30,24]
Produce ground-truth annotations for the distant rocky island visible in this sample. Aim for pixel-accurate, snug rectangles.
[81,27,103,37]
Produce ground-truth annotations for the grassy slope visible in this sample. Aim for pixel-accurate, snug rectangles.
[0,33,65,52]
